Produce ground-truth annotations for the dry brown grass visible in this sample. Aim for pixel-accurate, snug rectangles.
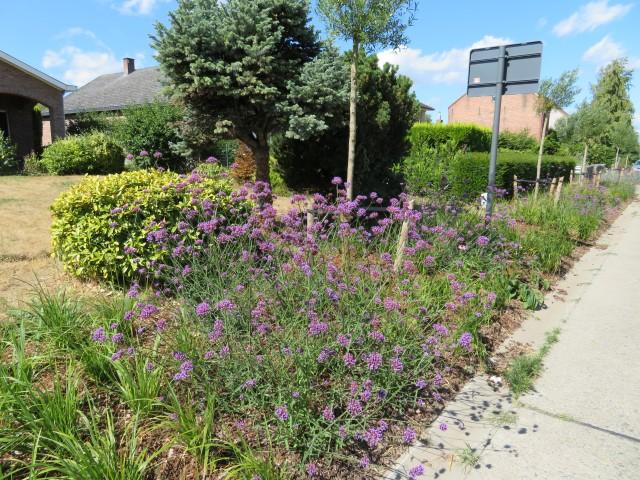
[0,175,86,319]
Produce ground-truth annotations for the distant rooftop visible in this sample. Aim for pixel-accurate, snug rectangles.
[45,58,165,116]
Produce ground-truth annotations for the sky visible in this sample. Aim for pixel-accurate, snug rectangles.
[1,0,638,129]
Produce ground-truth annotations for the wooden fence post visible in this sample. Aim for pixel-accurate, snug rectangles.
[549,178,557,197]
[569,170,573,185]
[554,177,564,206]
[393,199,414,273]
[513,175,518,200]
[306,210,314,234]
[595,172,601,187]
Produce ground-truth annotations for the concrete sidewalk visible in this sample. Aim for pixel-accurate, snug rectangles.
[384,198,640,480]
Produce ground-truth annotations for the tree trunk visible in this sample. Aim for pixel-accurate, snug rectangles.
[534,113,549,200]
[346,41,359,200]
[252,139,272,204]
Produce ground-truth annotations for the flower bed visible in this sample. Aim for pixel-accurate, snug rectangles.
[1,172,635,479]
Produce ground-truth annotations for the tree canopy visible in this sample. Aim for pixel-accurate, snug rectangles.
[536,69,580,116]
[273,52,420,194]
[153,0,346,186]
[592,58,634,124]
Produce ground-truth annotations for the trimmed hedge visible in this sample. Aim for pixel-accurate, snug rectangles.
[51,169,246,283]
[409,123,492,153]
[498,130,538,152]
[450,151,576,200]
[41,132,123,175]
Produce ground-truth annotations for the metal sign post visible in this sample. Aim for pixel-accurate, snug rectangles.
[467,41,543,216]
[486,45,506,217]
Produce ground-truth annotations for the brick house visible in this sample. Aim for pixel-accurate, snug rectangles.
[0,49,75,159]
[447,93,567,141]
[41,58,164,143]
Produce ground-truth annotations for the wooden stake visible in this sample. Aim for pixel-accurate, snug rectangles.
[513,175,518,200]
[595,172,601,187]
[569,170,574,185]
[554,177,564,206]
[549,178,557,197]
[393,199,414,273]
[306,210,314,234]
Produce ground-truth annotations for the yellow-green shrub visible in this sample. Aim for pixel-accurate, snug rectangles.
[41,132,124,175]
[51,169,243,283]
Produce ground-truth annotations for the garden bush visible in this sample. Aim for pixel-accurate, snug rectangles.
[41,132,124,175]
[51,169,246,283]
[229,142,256,182]
[0,131,18,174]
[112,102,184,170]
[499,130,538,152]
[450,151,576,200]
[22,152,46,175]
[66,111,115,135]
[409,123,492,153]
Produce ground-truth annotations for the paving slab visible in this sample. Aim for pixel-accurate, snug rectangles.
[383,198,640,479]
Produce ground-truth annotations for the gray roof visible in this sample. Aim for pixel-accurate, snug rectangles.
[59,66,165,115]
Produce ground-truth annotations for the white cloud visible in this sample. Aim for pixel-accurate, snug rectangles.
[537,17,548,29]
[42,46,121,86]
[377,35,512,85]
[583,35,626,65]
[117,0,165,15]
[553,1,633,36]
[64,50,121,85]
[42,50,66,69]
[42,28,136,86]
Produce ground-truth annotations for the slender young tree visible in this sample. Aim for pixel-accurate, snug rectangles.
[153,0,346,192]
[609,120,639,168]
[534,69,580,198]
[592,58,634,124]
[316,0,417,199]
[573,101,610,179]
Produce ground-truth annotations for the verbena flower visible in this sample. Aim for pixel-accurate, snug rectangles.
[365,352,383,371]
[402,427,417,444]
[347,399,363,417]
[91,327,106,343]
[195,302,210,316]
[459,332,473,351]
[306,462,318,477]
[409,464,425,479]
[275,405,289,421]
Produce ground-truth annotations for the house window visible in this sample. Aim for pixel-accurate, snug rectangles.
[0,111,9,139]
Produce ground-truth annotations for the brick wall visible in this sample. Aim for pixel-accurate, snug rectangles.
[448,93,545,140]
[0,59,66,156]
[0,94,37,158]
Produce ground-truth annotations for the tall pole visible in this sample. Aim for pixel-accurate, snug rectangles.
[486,45,506,217]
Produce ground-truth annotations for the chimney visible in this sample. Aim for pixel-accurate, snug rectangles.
[122,57,135,75]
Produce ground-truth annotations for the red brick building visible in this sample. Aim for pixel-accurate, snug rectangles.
[0,49,75,159]
[447,93,567,141]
